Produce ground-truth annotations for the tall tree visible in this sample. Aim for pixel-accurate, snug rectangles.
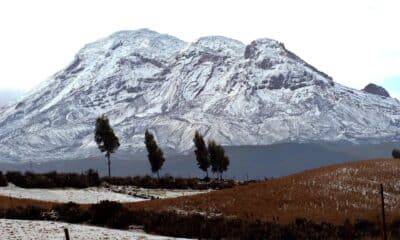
[144,130,165,178]
[208,140,230,180]
[393,149,400,159]
[193,131,210,179]
[94,115,120,177]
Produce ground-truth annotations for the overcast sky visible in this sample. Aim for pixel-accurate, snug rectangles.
[0,0,399,98]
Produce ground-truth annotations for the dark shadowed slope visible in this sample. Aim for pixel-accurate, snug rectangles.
[1,141,398,180]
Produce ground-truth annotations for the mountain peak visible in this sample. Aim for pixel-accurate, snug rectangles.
[244,38,283,59]
[111,28,159,36]
[251,38,282,48]
[193,36,245,55]
[77,29,186,62]
[362,83,391,97]
[109,28,183,43]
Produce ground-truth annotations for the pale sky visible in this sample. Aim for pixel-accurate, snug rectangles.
[0,0,399,98]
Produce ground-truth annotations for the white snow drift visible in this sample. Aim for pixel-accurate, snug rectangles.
[0,219,189,240]
[0,184,145,204]
[0,184,211,203]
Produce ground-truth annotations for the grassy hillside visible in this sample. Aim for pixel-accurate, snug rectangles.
[130,159,400,224]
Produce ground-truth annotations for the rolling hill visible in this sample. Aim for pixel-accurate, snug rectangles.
[130,159,400,223]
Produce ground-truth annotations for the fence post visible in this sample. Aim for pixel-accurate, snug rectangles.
[64,228,70,240]
[380,184,387,240]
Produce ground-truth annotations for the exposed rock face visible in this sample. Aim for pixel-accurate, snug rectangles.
[0,29,399,162]
[362,83,391,97]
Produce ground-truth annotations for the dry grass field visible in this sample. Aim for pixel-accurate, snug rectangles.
[0,195,55,209]
[129,159,400,224]
[0,195,92,210]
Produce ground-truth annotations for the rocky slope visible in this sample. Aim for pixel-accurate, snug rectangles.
[0,29,399,162]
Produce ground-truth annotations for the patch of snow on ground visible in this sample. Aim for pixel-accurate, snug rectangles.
[0,184,146,204]
[0,219,189,240]
[107,185,212,199]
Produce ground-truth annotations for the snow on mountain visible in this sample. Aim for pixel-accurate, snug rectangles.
[0,28,400,162]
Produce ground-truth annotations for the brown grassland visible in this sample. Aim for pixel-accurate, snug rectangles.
[127,158,400,224]
[0,196,91,210]
[0,195,54,209]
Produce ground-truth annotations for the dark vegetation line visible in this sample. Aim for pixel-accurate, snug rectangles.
[0,170,240,190]
[0,200,399,239]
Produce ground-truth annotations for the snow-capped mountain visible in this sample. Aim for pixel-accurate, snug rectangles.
[0,28,399,162]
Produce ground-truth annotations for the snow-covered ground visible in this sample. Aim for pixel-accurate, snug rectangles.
[107,185,211,199]
[0,219,189,240]
[0,184,146,204]
[0,184,211,203]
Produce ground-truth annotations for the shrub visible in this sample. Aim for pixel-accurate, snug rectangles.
[6,171,28,187]
[25,171,56,188]
[89,200,123,225]
[390,218,400,239]
[392,149,400,159]
[107,209,133,229]
[53,202,89,223]
[0,171,8,186]
[86,169,101,186]
[102,175,236,190]
[5,170,101,188]
[353,219,380,238]
[63,173,88,188]
[5,206,44,220]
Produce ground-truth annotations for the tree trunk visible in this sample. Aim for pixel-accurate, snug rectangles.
[107,154,111,178]
[157,171,160,179]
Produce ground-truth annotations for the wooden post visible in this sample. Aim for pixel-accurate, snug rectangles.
[64,228,70,240]
[380,184,387,240]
